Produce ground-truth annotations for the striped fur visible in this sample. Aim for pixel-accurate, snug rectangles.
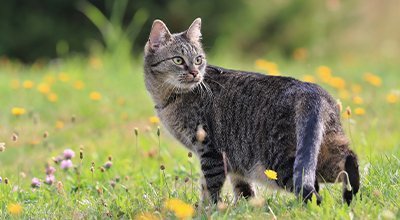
[143,18,360,204]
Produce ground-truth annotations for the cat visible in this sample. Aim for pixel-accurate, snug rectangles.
[143,18,360,205]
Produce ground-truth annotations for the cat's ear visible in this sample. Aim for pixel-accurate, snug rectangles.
[186,18,202,42]
[148,19,171,51]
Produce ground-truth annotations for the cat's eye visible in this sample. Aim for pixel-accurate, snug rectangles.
[194,56,203,65]
[172,57,184,65]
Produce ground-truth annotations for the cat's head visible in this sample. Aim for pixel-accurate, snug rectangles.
[144,18,206,91]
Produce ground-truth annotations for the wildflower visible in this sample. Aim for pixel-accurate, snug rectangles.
[255,59,280,76]
[157,126,161,136]
[45,175,55,185]
[364,72,382,87]
[22,80,34,89]
[55,120,64,129]
[136,212,159,220]
[60,160,73,170]
[109,180,116,188]
[0,176,2,183]
[354,107,365,116]
[58,72,70,82]
[301,75,316,83]
[37,83,51,94]
[12,133,18,142]
[346,106,352,116]
[63,149,75,159]
[328,77,346,90]
[292,48,308,61]
[103,161,113,170]
[11,107,26,116]
[47,93,58,102]
[56,181,64,194]
[264,169,278,180]
[73,80,85,90]
[80,149,83,160]
[316,66,332,82]
[7,203,23,215]
[187,152,193,158]
[160,165,165,170]
[52,156,63,164]
[43,131,49,138]
[31,178,41,188]
[353,96,364,105]
[149,116,160,124]
[0,142,5,152]
[46,166,56,175]
[5,177,9,184]
[164,198,195,219]
[386,92,398,104]
[89,91,102,101]
[134,127,139,136]
[108,155,112,161]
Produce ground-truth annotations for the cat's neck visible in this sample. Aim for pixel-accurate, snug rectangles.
[144,72,179,109]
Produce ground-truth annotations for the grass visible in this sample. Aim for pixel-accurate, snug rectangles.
[0,52,399,219]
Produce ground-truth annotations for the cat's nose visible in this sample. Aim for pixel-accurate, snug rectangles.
[189,70,198,77]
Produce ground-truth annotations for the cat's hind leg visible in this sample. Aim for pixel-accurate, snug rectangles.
[293,95,324,204]
[230,175,254,202]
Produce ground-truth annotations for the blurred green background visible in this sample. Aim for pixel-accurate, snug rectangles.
[1,0,399,63]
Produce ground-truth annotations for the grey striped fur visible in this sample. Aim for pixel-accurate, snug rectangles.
[143,18,360,205]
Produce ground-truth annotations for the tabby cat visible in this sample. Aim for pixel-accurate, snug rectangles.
[143,18,360,205]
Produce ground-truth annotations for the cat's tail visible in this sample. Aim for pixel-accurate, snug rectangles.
[342,151,360,205]
[293,93,325,204]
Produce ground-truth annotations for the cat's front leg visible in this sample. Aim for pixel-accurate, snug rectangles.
[198,149,226,204]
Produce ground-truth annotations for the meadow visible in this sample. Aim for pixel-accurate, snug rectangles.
[0,52,399,219]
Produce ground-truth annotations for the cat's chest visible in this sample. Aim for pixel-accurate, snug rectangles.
[157,102,204,149]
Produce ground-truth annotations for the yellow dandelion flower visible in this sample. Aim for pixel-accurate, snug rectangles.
[22,80,34,89]
[89,91,102,101]
[292,48,308,61]
[351,84,362,94]
[58,72,70,82]
[316,66,332,82]
[10,79,20,89]
[74,80,85,90]
[364,72,382,87]
[328,77,346,90]
[8,203,23,215]
[149,116,160,124]
[37,83,51,94]
[135,212,159,220]
[354,107,365,116]
[255,59,280,76]
[11,107,26,116]
[164,198,195,219]
[55,120,64,129]
[352,96,363,105]
[47,93,58,102]
[386,93,398,104]
[264,169,278,180]
[301,75,316,83]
